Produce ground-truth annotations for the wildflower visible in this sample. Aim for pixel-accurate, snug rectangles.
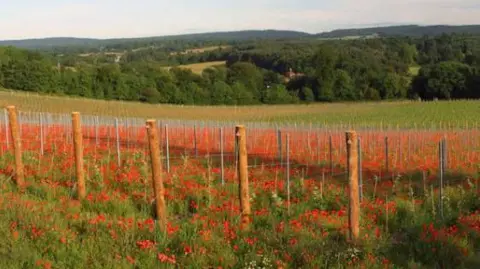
[244,237,258,246]
[136,240,156,250]
[35,259,52,269]
[126,255,135,265]
[157,253,176,264]
[60,236,67,244]
[183,244,193,255]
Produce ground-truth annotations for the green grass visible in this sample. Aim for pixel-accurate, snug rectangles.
[0,150,479,268]
[1,90,479,129]
[165,61,226,75]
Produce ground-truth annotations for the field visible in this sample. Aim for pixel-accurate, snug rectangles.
[164,61,226,75]
[1,90,479,129]
[0,92,479,268]
[170,46,231,55]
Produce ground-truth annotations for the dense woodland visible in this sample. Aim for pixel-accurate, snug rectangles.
[0,27,479,105]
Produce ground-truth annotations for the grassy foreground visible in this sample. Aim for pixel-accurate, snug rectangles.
[0,147,479,268]
[1,90,479,128]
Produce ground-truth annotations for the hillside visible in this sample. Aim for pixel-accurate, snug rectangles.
[2,25,480,50]
[0,30,310,49]
[317,24,480,38]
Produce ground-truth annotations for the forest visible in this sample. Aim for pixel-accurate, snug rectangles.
[0,31,479,105]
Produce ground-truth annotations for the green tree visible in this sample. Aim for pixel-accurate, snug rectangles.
[411,61,473,99]
[301,87,315,103]
[333,70,356,100]
[312,45,338,101]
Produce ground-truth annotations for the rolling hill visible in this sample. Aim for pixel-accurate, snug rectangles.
[1,25,480,50]
[317,24,480,38]
[0,30,310,49]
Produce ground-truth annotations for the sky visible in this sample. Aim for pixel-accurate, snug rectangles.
[0,0,479,40]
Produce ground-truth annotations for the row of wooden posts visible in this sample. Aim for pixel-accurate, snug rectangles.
[4,106,361,241]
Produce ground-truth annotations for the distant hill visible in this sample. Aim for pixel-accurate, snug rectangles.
[317,24,480,38]
[0,37,101,49]
[2,25,480,50]
[0,30,310,49]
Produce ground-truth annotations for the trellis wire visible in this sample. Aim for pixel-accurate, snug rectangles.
[115,118,121,166]
[165,124,170,173]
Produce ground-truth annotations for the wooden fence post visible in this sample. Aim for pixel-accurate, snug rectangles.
[236,125,251,230]
[4,109,9,148]
[346,131,360,242]
[146,120,167,231]
[6,106,25,187]
[72,112,86,199]
[286,134,291,215]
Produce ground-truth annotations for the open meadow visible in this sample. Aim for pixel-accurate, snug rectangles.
[0,91,479,268]
[165,61,226,75]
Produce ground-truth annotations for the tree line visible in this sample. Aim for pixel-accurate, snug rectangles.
[0,33,479,105]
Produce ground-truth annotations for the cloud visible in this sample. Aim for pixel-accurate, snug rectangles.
[330,0,480,26]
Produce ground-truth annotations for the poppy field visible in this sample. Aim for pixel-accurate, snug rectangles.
[0,109,479,269]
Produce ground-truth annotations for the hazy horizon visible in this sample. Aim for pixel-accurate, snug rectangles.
[1,0,479,40]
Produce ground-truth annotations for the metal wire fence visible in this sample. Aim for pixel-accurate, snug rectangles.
[1,109,479,190]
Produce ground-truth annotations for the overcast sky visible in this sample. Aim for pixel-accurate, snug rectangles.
[0,0,479,40]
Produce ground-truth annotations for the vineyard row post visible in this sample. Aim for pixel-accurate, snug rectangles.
[286,133,291,215]
[4,109,9,148]
[72,112,86,199]
[346,131,360,242]
[236,125,251,231]
[6,106,25,187]
[358,136,363,202]
[438,138,446,219]
[146,119,167,232]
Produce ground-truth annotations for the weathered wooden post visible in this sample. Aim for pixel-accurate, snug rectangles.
[358,136,363,201]
[236,125,251,230]
[346,131,360,241]
[286,134,291,215]
[4,109,9,148]
[439,139,445,219]
[146,120,167,231]
[72,112,86,199]
[6,106,25,187]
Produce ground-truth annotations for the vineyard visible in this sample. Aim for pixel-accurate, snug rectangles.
[0,106,479,268]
